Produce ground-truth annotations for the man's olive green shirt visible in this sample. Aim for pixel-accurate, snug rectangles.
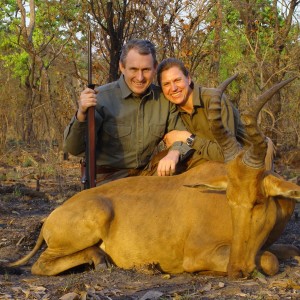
[63,75,187,169]
[178,83,246,162]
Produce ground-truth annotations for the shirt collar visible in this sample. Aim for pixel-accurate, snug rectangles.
[118,75,132,99]
[118,74,153,99]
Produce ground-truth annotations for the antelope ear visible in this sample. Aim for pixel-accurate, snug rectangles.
[184,176,228,191]
[263,174,300,201]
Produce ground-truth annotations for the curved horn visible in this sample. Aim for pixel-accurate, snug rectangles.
[209,74,241,162]
[217,73,239,92]
[248,77,296,119]
[242,77,297,168]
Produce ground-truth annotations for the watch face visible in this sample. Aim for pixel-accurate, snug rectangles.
[187,138,192,146]
[187,135,195,146]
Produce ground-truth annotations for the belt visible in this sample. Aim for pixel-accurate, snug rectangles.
[96,166,121,174]
[80,159,142,176]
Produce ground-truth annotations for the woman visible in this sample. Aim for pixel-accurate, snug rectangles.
[157,58,246,169]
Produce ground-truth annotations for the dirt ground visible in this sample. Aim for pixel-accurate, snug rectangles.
[0,146,300,300]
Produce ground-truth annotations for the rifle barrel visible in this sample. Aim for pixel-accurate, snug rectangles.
[85,28,96,189]
[88,30,93,86]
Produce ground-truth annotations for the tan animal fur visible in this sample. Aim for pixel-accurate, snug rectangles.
[9,159,300,277]
[9,77,300,278]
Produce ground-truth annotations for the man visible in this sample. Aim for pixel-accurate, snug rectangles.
[156,58,247,169]
[63,40,190,184]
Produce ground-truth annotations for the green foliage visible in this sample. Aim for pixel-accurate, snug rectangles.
[0,2,29,83]
[0,0,84,84]
[0,0,299,148]
[22,158,34,167]
[1,50,29,85]
[13,186,22,197]
[224,3,240,25]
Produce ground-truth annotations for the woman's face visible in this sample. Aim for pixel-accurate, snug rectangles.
[160,66,192,106]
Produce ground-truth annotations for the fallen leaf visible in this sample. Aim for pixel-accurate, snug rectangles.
[30,285,47,293]
[256,277,268,284]
[20,288,30,298]
[172,293,181,300]
[269,279,300,289]
[140,290,164,300]
[59,292,80,300]
[200,282,212,292]
[21,278,39,283]
[92,285,104,291]
[236,293,248,297]
[0,293,14,300]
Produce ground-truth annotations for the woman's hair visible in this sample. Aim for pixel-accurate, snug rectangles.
[157,58,189,86]
[120,39,157,66]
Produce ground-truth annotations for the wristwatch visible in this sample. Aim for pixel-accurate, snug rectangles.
[186,134,196,147]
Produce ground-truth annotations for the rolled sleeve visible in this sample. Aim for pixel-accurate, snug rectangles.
[169,141,194,160]
[63,115,87,155]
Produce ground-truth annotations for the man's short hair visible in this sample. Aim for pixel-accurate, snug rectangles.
[120,39,157,66]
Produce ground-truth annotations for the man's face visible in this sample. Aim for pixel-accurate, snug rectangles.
[119,49,157,96]
[160,66,192,106]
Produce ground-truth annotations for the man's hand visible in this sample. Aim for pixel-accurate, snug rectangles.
[164,130,191,148]
[76,88,97,122]
[157,150,180,176]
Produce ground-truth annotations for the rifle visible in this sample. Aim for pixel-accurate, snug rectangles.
[83,28,96,189]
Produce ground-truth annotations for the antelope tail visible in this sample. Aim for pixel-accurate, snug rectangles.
[8,229,44,267]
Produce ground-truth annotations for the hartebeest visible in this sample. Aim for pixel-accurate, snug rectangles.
[9,77,300,277]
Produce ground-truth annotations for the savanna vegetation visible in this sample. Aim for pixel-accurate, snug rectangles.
[0,1,299,299]
[0,0,299,153]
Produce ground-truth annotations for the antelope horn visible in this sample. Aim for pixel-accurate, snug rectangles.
[242,77,297,168]
[217,73,239,91]
[209,74,241,162]
[247,77,296,118]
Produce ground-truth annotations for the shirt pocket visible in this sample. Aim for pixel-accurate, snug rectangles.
[149,124,165,138]
[102,123,132,153]
[103,123,132,138]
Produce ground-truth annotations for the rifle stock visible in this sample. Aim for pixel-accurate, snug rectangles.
[84,29,96,189]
